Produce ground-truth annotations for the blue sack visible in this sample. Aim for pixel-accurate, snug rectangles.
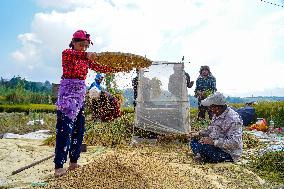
[236,106,257,126]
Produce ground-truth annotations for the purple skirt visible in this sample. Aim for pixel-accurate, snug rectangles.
[56,79,86,121]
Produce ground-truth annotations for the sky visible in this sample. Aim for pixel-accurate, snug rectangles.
[0,0,284,97]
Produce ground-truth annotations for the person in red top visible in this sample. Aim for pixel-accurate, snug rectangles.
[54,30,115,177]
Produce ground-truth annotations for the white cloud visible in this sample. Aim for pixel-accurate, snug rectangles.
[180,1,284,97]
[10,33,42,69]
[36,0,99,10]
[8,0,284,95]
[11,51,26,62]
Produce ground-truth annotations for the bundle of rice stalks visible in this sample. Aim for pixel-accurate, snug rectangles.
[96,52,152,72]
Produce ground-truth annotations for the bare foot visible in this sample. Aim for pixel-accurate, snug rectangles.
[68,163,81,171]
[54,168,67,177]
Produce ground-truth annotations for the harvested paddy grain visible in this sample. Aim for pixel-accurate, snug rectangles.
[95,52,152,72]
[45,150,193,189]
[45,145,266,189]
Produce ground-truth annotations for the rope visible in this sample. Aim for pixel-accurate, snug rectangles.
[260,0,284,8]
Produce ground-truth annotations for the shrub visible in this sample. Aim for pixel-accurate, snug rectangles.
[0,112,56,134]
[248,151,284,184]
[121,106,135,114]
[254,101,284,128]
[0,104,56,114]
[84,113,134,147]
[43,135,56,146]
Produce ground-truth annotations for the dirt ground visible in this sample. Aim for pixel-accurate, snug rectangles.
[0,138,276,189]
[0,138,107,189]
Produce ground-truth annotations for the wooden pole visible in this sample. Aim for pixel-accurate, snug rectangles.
[11,154,55,175]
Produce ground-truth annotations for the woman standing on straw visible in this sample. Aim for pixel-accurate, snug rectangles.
[54,30,114,177]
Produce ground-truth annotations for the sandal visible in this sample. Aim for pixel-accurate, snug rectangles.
[68,163,81,171]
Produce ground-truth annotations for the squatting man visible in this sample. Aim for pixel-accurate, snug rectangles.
[188,92,243,163]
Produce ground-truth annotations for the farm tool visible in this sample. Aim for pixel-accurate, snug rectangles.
[11,143,87,175]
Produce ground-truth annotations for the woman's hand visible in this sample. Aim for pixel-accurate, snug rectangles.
[87,52,97,62]
[187,131,200,139]
[199,137,214,145]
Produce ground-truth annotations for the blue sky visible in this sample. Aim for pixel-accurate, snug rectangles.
[0,0,284,97]
[0,0,50,80]
[0,0,37,68]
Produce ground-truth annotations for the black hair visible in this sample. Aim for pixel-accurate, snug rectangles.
[199,65,211,75]
[211,104,227,109]
[69,38,90,49]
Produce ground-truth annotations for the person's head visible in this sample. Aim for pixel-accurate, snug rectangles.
[245,101,255,107]
[69,30,93,51]
[95,73,104,84]
[208,104,227,117]
[199,65,211,77]
[173,63,183,73]
[201,92,227,116]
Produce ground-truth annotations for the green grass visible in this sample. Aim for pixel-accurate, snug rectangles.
[0,104,56,113]
[0,112,56,134]
[247,151,284,184]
